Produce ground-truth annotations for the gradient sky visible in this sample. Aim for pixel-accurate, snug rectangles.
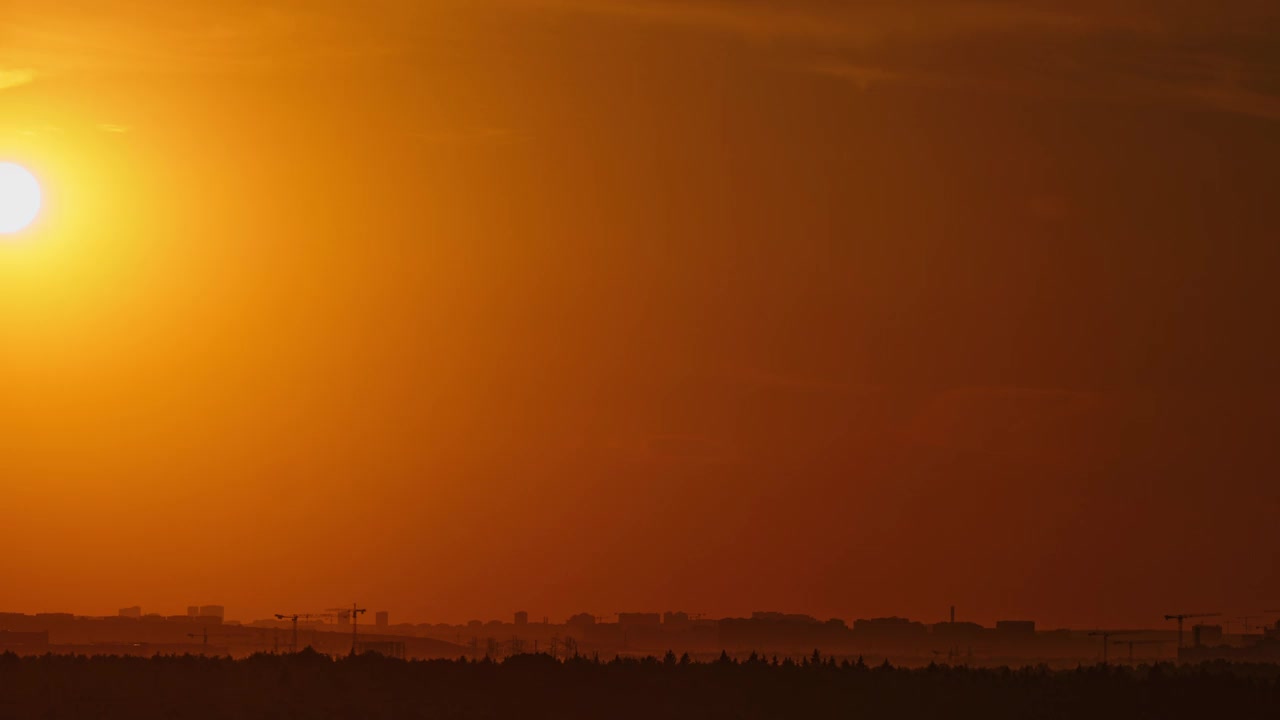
[1,1,1278,629]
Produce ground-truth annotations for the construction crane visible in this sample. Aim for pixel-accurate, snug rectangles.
[1087,631,1139,665]
[1163,613,1221,649]
[1112,639,1164,664]
[274,613,324,654]
[327,604,367,655]
[187,628,210,647]
[931,648,959,664]
[185,628,233,650]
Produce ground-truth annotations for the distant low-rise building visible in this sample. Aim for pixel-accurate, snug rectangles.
[118,606,143,618]
[852,617,930,649]
[1193,624,1224,647]
[931,621,985,641]
[750,612,818,624]
[719,612,853,651]
[566,613,596,627]
[34,613,74,622]
[617,613,661,628]
[854,617,927,635]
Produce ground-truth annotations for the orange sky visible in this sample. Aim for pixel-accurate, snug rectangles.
[1,0,1278,629]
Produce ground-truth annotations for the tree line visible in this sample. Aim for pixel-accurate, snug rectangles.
[0,649,1277,719]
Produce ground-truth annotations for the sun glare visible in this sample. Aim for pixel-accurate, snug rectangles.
[0,162,43,234]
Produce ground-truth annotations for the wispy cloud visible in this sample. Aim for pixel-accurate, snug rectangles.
[905,386,1111,464]
[520,0,850,44]
[1163,51,1280,122]
[407,126,517,145]
[1186,84,1280,122]
[6,1,1278,124]
[524,0,1280,122]
[13,124,62,139]
[519,0,1125,47]
[810,63,898,90]
[0,68,35,91]
[0,6,399,77]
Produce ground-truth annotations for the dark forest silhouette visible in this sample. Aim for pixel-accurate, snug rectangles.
[1,649,1277,719]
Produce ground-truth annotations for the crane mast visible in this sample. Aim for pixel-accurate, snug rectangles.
[327,604,367,655]
[1112,639,1164,664]
[1163,613,1221,650]
[274,613,324,654]
[1087,630,1139,665]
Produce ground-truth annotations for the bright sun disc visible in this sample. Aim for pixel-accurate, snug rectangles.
[0,162,43,234]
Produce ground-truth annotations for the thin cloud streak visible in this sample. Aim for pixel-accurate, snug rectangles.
[0,68,36,91]
[0,6,401,77]
[519,0,1118,46]
[527,0,1280,122]
[407,126,518,145]
[809,62,898,90]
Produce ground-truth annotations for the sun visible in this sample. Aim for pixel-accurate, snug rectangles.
[0,162,43,234]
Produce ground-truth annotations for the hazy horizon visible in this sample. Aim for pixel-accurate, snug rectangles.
[2,604,1266,634]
